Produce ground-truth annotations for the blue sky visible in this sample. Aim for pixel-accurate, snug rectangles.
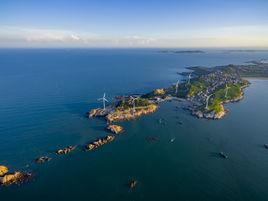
[0,0,268,48]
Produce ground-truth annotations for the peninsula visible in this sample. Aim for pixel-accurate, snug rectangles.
[89,60,268,121]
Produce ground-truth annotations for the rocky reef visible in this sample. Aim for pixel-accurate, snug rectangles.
[85,135,115,151]
[56,146,76,155]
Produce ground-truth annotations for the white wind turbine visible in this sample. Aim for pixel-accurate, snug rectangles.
[205,93,213,110]
[175,80,180,94]
[225,84,231,98]
[187,72,192,85]
[130,96,139,112]
[98,93,108,110]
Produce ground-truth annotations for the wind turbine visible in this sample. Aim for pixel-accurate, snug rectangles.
[130,96,139,112]
[225,84,231,98]
[98,93,108,110]
[205,93,213,110]
[187,72,192,85]
[175,80,180,94]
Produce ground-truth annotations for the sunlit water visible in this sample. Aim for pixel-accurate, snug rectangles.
[0,49,268,201]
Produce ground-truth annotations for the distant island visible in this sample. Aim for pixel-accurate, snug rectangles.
[159,50,205,54]
[224,50,268,53]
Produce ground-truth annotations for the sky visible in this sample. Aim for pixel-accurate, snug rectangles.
[0,0,268,48]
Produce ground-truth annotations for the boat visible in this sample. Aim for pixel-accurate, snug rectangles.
[264,144,268,149]
[219,152,228,159]
[170,138,176,143]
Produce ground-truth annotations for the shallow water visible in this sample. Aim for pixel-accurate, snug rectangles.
[0,49,268,201]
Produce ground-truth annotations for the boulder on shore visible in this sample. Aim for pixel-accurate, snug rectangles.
[107,124,124,134]
[0,166,9,177]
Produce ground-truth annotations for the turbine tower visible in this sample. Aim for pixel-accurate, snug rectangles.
[225,84,231,98]
[205,94,213,110]
[175,80,180,94]
[98,93,108,110]
[187,72,192,85]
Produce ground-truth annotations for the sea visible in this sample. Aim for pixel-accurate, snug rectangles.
[0,48,268,201]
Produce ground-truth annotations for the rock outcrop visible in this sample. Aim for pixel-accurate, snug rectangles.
[106,104,158,122]
[88,108,108,118]
[85,135,115,151]
[107,124,124,134]
[154,88,165,96]
[0,171,31,186]
[0,166,9,177]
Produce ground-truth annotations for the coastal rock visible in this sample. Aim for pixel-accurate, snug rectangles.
[88,108,108,118]
[56,146,76,155]
[0,172,32,186]
[154,88,165,96]
[0,166,9,176]
[107,124,124,134]
[192,110,203,118]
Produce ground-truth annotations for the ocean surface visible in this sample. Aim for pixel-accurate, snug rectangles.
[0,49,268,201]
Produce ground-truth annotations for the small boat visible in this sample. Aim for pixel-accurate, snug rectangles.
[264,144,268,149]
[170,138,176,143]
[129,180,138,189]
[219,152,228,159]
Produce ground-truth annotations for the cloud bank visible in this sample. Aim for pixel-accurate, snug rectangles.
[0,25,268,48]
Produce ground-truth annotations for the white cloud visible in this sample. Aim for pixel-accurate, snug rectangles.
[0,25,267,48]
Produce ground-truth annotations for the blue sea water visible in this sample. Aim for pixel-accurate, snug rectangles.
[0,49,268,201]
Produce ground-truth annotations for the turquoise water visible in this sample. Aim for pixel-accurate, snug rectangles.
[0,49,268,201]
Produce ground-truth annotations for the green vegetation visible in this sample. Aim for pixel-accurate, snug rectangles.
[188,79,207,97]
[207,82,248,113]
[208,98,223,113]
[116,98,151,111]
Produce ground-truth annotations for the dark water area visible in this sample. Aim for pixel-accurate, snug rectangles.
[0,49,268,201]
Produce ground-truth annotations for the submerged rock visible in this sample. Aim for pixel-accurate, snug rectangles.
[107,124,124,134]
[0,166,9,177]
[35,156,52,164]
[0,171,32,186]
[56,146,76,155]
